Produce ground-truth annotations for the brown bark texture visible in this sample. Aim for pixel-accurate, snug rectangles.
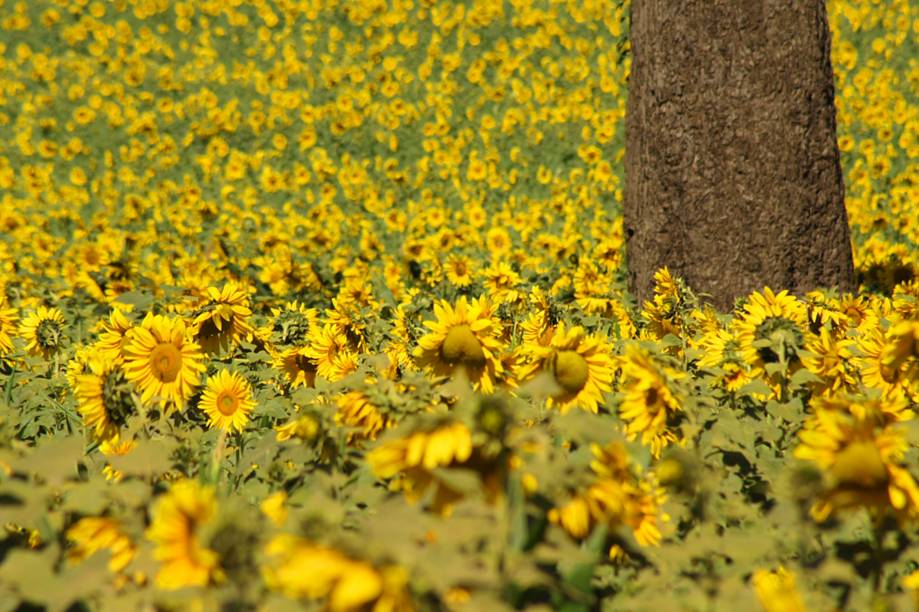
[623,0,856,311]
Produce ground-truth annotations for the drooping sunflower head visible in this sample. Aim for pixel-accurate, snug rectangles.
[617,345,686,458]
[734,288,809,371]
[517,322,615,414]
[19,306,67,358]
[190,281,254,354]
[414,296,505,393]
[146,479,223,591]
[549,441,667,555]
[122,312,206,413]
[794,406,919,522]
[199,369,257,432]
[74,356,136,442]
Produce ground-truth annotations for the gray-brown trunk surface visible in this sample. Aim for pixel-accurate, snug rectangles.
[623,0,856,311]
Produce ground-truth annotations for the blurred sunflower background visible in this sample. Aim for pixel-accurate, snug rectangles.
[0,0,916,610]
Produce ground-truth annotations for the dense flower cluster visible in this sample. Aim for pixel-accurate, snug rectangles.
[0,0,916,610]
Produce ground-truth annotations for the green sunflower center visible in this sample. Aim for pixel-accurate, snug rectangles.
[150,342,182,382]
[831,440,889,488]
[36,319,64,351]
[217,392,239,416]
[553,350,589,394]
[441,325,486,366]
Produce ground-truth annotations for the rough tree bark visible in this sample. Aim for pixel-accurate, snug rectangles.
[623,0,856,311]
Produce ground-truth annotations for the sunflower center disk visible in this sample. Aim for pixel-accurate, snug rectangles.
[149,343,182,382]
[831,440,889,488]
[217,392,239,416]
[441,325,486,366]
[553,350,589,394]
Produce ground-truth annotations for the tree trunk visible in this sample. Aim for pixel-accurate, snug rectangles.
[623,0,856,311]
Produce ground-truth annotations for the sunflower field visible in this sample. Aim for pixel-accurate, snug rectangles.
[0,0,917,610]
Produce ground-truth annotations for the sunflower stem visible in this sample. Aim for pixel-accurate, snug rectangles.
[210,427,228,486]
[870,517,885,596]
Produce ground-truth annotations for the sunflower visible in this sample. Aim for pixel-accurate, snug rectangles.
[260,491,288,527]
[518,286,557,348]
[368,421,485,514]
[695,327,751,392]
[336,389,392,442]
[264,301,318,350]
[414,296,505,393]
[325,299,369,353]
[122,313,205,413]
[73,356,136,441]
[734,288,809,375]
[99,435,136,483]
[383,304,414,375]
[146,479,223,590]
[369,422,473,478]
[856,325,908,397]
[516,322,615,414]
[751,566,806,612]
[882,318,919,382]
[199,369,256,432]
[548,443,666,554]
[794,406,919,522]
[617,345,686,458]
[482,260,523,305]
[94,307,134,364]
[275,346,318,389]
[275,414,320,442]
[189,281,254,353]
[66,343,100,392]
[305,323,359,382]
[640,267,686,341]
[66,517,136,574]
[0,297,16,359]
[444,254,475,287]
[19,305,67,358]
[262,535,412,611]
[801,329,859,396]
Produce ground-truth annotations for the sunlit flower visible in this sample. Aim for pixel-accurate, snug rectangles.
[190,281,254,353]
[262,535,412,611]
[73,356,135,441]
[19,306,67,358]
[198,369,256,432]
[794,405,919,522]
[122,313,205,413]
[752,566,806,612]
[617,345,686,458]
[66,517,136,574]
[516,322,615,414]
[146,480,223,590]
[414,296,505,393]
